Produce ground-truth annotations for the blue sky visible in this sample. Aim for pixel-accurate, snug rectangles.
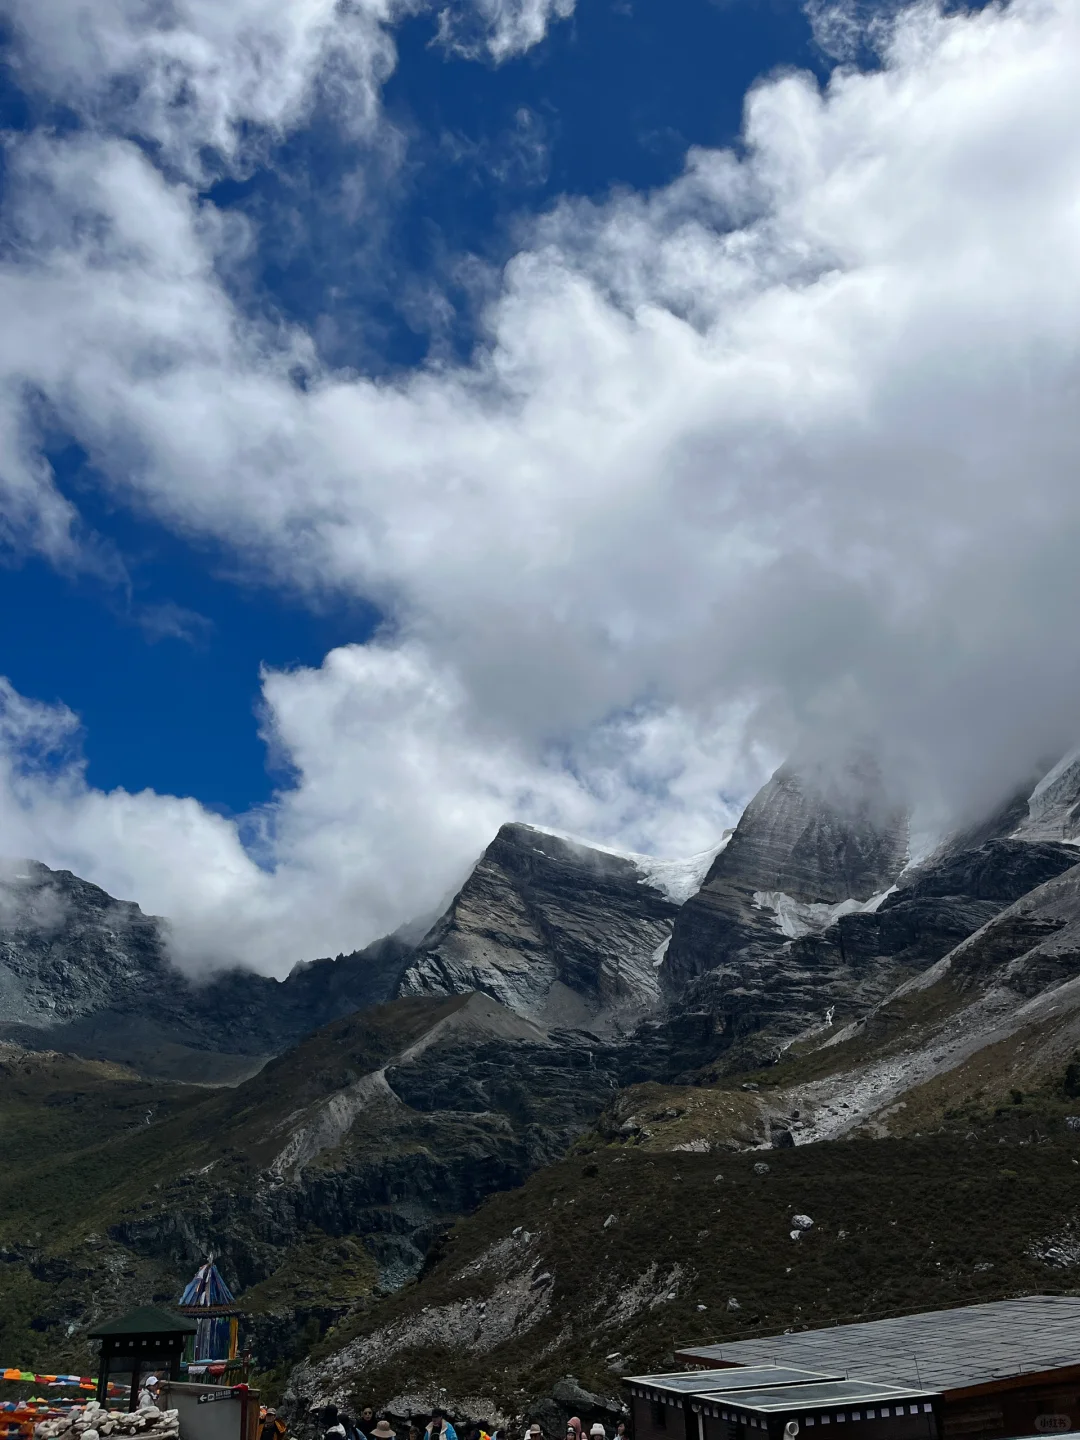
[0,0,820,818]
[0,0,1077,972]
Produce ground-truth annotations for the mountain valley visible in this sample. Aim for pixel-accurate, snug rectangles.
[3,751,1080,1425]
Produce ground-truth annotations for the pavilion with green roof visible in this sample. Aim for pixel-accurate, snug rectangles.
[88,1306,196,1409]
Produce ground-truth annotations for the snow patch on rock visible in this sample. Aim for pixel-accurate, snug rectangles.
[634,842,730,905]
[752,886,895,939]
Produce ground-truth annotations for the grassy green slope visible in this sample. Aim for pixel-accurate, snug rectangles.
[0,1000,470,1373]
[301,1121,1080,1419]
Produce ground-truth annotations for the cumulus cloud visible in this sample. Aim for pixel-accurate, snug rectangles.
[0,661,756,974]
[1,0,1080,965]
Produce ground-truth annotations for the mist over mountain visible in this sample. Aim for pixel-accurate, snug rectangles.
[3,742,1080,1422]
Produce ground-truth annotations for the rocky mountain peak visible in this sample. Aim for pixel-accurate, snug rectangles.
[709,758,908,905]
[395,822,688,1030]
[0,858,172,1029]
[661,758,908,995]
[0,859,410,1081]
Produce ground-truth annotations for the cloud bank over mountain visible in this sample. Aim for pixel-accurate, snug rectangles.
[1,0,1079,970]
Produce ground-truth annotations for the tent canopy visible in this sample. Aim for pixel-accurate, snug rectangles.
[178,1260,239,1316]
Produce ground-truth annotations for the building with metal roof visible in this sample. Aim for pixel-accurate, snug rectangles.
[632,1295,1080,1439]
[625,1366,939,1440]
[674,1295,1080,1393]
[698,1378,938,1439]
[626,1369,842,1396]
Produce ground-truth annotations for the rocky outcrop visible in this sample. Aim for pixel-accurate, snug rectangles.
[830,838,1080,978]
[942,860,1080,996]
[396,825,687,1031]
[648,780,1079,1075]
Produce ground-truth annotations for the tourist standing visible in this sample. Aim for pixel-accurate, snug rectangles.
[427,1411,459,1440]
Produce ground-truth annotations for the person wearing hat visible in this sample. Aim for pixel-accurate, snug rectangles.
[371,1422,396,1440]
[260,1410,287,1440]
[526,1425,542,1440]
[137,1377,160,1410]
[589,1426,606,1439]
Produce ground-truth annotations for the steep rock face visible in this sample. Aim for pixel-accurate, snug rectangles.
[663,761,908,993]
[881,838,1078,907]
[943,861,1080,997]
[0,860,175,1028]
[1013,751,1080,842]
[646,804,1077,1077]
[396,824,683,1030]
[826,839,1080,978]
[766,854,1080,1146]
[0,861,409,1079]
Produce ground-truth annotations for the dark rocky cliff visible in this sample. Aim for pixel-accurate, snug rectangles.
[0,861,409,1079]
[649,779,1078,1075]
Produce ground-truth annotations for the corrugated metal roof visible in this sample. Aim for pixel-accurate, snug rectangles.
[700,1380,938,1415]
[676,1295,1080,1390]
[626,1368,841,1393]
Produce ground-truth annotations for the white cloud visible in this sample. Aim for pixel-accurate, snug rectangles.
[0,659,756,974]
[436,0,575,60]
[1,0,1080,964]
[0,0,576,181]
[0,0,405,177]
